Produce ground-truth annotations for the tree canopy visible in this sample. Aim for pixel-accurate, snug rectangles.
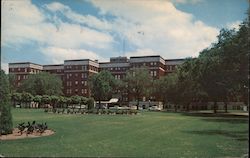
[18,72,63,96]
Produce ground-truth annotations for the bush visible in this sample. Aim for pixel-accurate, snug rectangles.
[44,108,48,112]
[87,98,95,110]
[52,108,57,113]
[0,70,13,135]
[0,104,13,135]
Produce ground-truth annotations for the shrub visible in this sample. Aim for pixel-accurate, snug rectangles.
[52,108,57,113]
[44,108,48,112]
[87,98,95,110]
[0,104,13,135]
[0,70,13,135]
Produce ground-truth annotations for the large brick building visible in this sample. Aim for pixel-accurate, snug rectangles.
[9,55,185,101]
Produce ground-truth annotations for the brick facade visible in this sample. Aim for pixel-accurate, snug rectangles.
[9,56,185,100]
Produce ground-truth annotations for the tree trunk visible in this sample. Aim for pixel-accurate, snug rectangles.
[98,99,101,110]
[224,101,228,113]
[213,101,217,113]
[136,95,139,110]
[13,100,16,108]
[174,104,177,112]
[186,103,190,112]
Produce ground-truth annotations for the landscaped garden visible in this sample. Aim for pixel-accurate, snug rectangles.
[0,108,248,157]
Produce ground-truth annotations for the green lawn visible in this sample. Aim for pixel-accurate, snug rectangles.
[0,109,248,157]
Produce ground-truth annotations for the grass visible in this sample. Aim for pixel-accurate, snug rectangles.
[0,109,248,157]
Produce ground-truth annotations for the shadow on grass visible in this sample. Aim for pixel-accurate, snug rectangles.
[183,129,249,141]
[180,112,249,118]
[201,118,248,124]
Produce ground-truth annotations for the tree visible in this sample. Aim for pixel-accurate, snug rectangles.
[41,95,51,108]
[125,67,152,110]
[87,97,95,110]
[18,72,63,96]
[21,92,33,108]
[0,70,13,135]
[50,95,59,109]
[58,96,67,109]
[89,71,116,109]
[80,96,88,109]
[11,92,22,107]
[33,95,42,108]
[176,58,207,111]
[71,95,81,110]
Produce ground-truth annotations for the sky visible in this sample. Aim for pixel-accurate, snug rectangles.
[1,0,248,73]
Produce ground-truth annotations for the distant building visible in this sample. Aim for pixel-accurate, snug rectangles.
[9,62,43,88]
[9,55,185,103]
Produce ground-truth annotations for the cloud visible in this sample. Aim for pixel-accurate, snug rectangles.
[125,49,158,57]
[44,2,113,31]
[170,0,203,4]
[226,20,241,31]
[91,0,219,58]
[40,47,106,64]
[2,0,220,65]
[2,0,114,58]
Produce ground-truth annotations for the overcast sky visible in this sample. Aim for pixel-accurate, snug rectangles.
[1,0,248,73]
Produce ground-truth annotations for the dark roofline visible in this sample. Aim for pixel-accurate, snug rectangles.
[130,55,162,59]
[64,59,98,63]
[43,64,64,67]
[9,62,42,66]
[99,62,110,64]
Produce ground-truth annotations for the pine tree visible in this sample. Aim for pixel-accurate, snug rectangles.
[0,70,13,135]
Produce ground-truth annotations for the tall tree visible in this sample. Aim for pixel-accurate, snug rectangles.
[125,67,152,110]
[18,72,63,96]
[0,70,13,135]
[89,71,116,109]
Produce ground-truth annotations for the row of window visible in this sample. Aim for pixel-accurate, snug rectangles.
[66,89,87,94]
[66,81,87,86]
[150,71,157,77]
[65,65,98,72]
[103,67,128,71]
[114,75,121,80]
[17,75,28,80]
[165,65,177,71]
[66,73,88,79]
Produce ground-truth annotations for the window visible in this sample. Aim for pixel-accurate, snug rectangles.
[69,73,72,77]
[154,71,157,76]
[82,65,87,71]
[24,68,27,72]
[75,73,78,77]
[150,71,154,77]
[18,75,21,80]
[81,89,84,94]
[82,73,87,78]
[84,89,87,94]
[75,81,78,85]
[18,68,20,71]
[111,68,113,70]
